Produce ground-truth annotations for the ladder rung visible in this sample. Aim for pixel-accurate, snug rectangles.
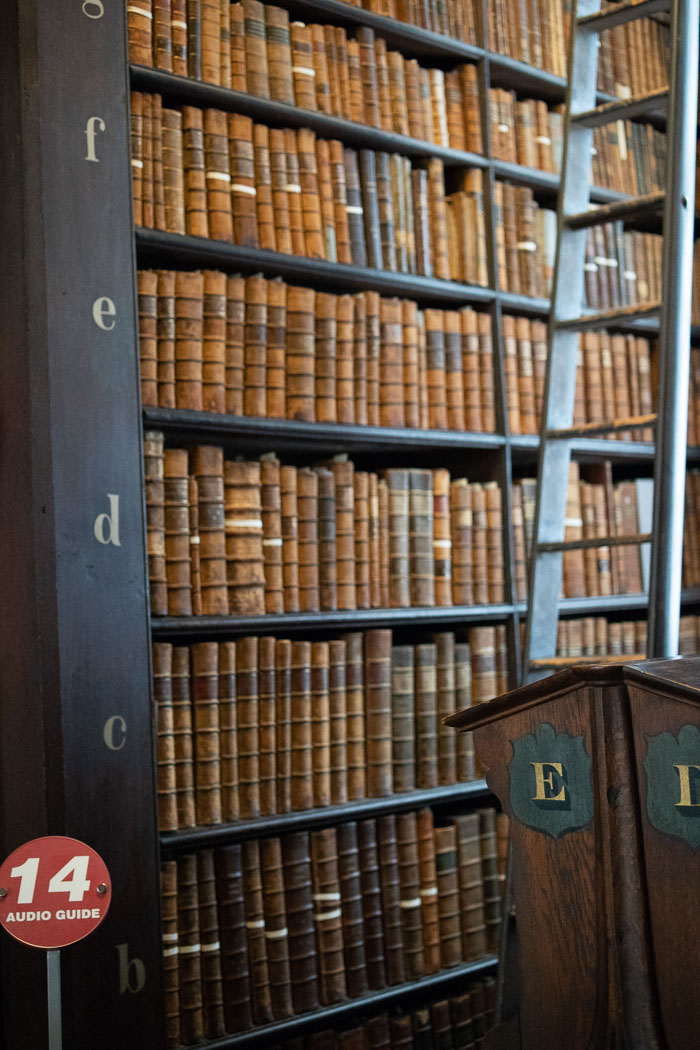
[537,533,652,553]
[571,87,669,128]
[578,0,671,33]
[565,192,665,230]
[556,301,661,332]
[546,413,657,439]
[530,653,645,669]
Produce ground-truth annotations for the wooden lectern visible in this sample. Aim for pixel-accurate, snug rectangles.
[445,657,700,1050]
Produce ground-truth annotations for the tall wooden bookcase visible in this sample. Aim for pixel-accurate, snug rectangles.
[0,2,697,1049]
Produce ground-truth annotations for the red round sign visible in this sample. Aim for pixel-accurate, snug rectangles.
[0,836,111,949]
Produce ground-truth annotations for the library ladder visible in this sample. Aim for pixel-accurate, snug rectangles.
[522,0,699,681]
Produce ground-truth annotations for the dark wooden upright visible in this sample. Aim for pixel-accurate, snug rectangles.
[446,657,700,1050]
[0,2,163,1047]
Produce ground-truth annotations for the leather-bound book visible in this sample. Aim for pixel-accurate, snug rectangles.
[336,295,355,425]
[357,819,387,989]
[390,1015,413,1050]
[347,40,365,124]
[344,634,367,801]
[360,150,383,270]
[274,639,293,814]
[357,27,380,128]
[138,272,158,406]
[502,314,520,433]
[224,275,245,416]
[478,809,502,954]
[415,642,438,789]
[469,625,497,706]
[243,273,267,419]
[459,309,481,433]
[242,839,274,1024]
[228,113,259,247]
[284,129,306,257]
[364,629,393,798]
[297,468,320,613]
[477,313,496,434]
[130,92,144,228]
[315,469,337,610]
[154,643,178,832]
[431,999,453,1050]
[444,70,465,151]
[182,105,208,238]
[405,60,425,142]
[253,125,276,253]
[334,26,352,115]
[329,639,348,805]
[377,814,405,986]
[214,844,253,1032]
[343,149,367,267]
[374,38,392,132]
[336,822,369,998]
[470,979,487,1045]
[338,1028,366,1050]
[290,640,313,811]
[192,642,223,825]
[516,315,536,435]
[241,0,269,96]
[433,469,452,607]
[203,109,232,242]
[280,466,300,613]
[310,24,331,114]
[316,140,338,263]
[315,293,338,425]
[411,168,430,278]
[281,832,319,1014]
[434,823,463,967]
[228,3,245,90]
[364,290,381,426]
[417,319,429,429]
[177,854,204,1043]
[454,642,475,782]
[260,455,284,613]
[325,458,355,611]
[217,641,238,823]
[234,636,260,819]
[269,128,292,255]
[166,0,185,78]
[297,128,325,260]
[386,469,410,608]
[424,309,448,432]
[185,0,201,79]
[311,641,332,808]
[469,484,488,605]
[434,632,457,784]
[444,309,465,430]
[430,69,449,147]
[396,811,425,979]
[322,26,340,116]
[450,991,474,1050]
[366,1014,392,1050]
[387,51,409,136]
[409,469,435,607]
[258,636,277,817]
[188,480,200,611]
[174,270,204,411]
[311,827,347,1004]
[264,5,293,104]
[454,814,487,961]
[286,285,316,422]
[224,458,265,614]
[484,482,504,604]
[378,297,404,428]
[163,448,192,615]
[401,299,419,429]
[427,158,450,280]
[196,849,225,1038]
[290,22,317,111]
[450,478,472,607]
[202,270,226,413]
[261,837,294,1019]
[191,445,228,614]
[329,140,352,264]
[218,0,231,89]
[171,647,196,828]
[128,0,153,65]
[415,808,441,974]
[144,430,167,615]
[160,861,180,1047]
[391,645,415,793]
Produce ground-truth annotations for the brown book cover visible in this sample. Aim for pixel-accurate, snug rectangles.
[170,0,188,77]
[316,139,338,263]
[241,839,274,1024]
[154,643,178,832]
[224,457,265,615]
[162,108,186,235]
[161,860,180,1047]
[311,640,332,808]
[182,105,208,237]
[357,819,387,989]
[186,0,202,79]
[454,814,488,960]
[343,148,367,267]
[171,647,196,828]
[364,629,393,798]
[286,285,315,422]
[330,458,357,611]
[196,849,226,1038]
[329,639,348,805]
[409,469,435,607]
[129,0,154,66]
[485,482,504,603]
[282,832,320,1014]
[201,270,226,412]
[391,645,416,793]
[390,1016,414,1050]
[310,24,332,114]
[357,27,381,128]
[258,636,277,817]
[130,92,144,228]
[214,844,253,1032]
[365,290,381,426]
[412,168,431,278]
[265,5,293,104]
[228,113,259,247]
[431,1000,454,1050]
[395,811,425,979]
[415,642,438,789]
[297,467,321,612]
[434,823,463,967]
[416,808,441,974]
[192,642,223,826]
[260,837,294,1018]
[353,471,371,609]
[143,430,167,615]
[401,299,420,428]
[315,293,338,425]
[427,158,450,280]
[241,0,269,96]
[347,40,365,124]
[329,139,352,264]
[433,468,452,607]
[386,469,410,608]
[424,308,449,430]
[269,127,292,255]
[470,483,489,605]
[203,109,232,243]
[344,634,367,801]
[454,641,475,782]
[377,814,406,986]
[379,297,405,427]
[337,822,369,998]
[311,827,348,1004]
[235,636,260,820]
[360,150,383,270]
[290,640,314,811]
[218,641,238,823]
[177,854,204,1044]
[275,639,293,814]
[280,465,301,613]
[224,274,245,416]
[229,2,246,90]
[449,478,473,607]
[187,480,200,611]
[315,467,338,611]
[290,22,317,111]
[175,270,204,412]
[479,809,502,954]
[297,128,325,259]
[163,447,192,615]
[261,455,284,613]
[434,632,457,783]
[460,309,481,433]
[253,124,276,253]
[243,272,267,419]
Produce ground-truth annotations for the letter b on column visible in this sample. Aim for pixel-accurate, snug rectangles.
[117,944,146,994]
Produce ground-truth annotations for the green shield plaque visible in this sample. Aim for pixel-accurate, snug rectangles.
[507,722,594,839]
[644,724,700,850]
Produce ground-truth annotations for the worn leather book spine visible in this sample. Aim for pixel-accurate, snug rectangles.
[315,467,337,612]
[196,849,225,1038]
[328,639,348,805]
[396,811,425,979]
[297,467,320,613]
[260,837,294,1019]
[273,639,292,815]
[344,633,367,801]
[386,469,410,608]
[174,269,204,411]
[469,625,498,705]
[336,295,355,425]
[454,814,488,961]
[177,853,205,1044]
[485,482,504,604]
[357,26,380,128]
[391,645,416,793]
[286,285,316,422]
[171,647,196,828]
[312,827,348,1004]
[281,831,319,1014]
[143,430,167,615]
[390,1015,414,1050]
[449,479,472,608]
[129,0,154,66]
[479,809,502,954]
[433,468,452,607]
[241,839,274,1024]
[280,466,300,613]
[290,640,313,811]
[130,92,144,228]
[235,636,260,819]
[260,455,284,613]
[182,105,209,238]
[263,4,293,104]
[186,0,202,78]
[297,128,325,260]
[163,447,192,615]
[201,269,227,413]
[337,822,369,997]
[316,139,338,264]
[400,299,419,429]
[377,814,406,986]
[327,458,356,611]
[329,140,352,264]
[405,60,425,142]
[459,308,481,433]
[284,129,307,257]
[243,273,267,418]
[310,641,332,808]
[434,823,463,967]
[170,0,188,76]
[240,0,268,96]
[201,0,221,84]
[357,819,387,989]
[217,641,238,823]
[224,457,266,615]
[470,483,489,605]
[214,844,253,1032]
[444,309,465,430]
[228,112,259,247]
[415,808,441,974]
[268,127,292,255]
[366,1014,392,1050]
[386,51,409,136]
[434,632,457,783]
[424,308,448,431]
[409,469,435,608]
[192,642,223,826]
[160,860,180,1047]
[347,40,365,123]
[427,158,450,280]
[343,148,367,267]
[189,481,201,614]
[258,636,277,817]
[378,297,404,427]
[309,23,331,114]
[289,22,317,111]
[154,643,178,831]
[415,642,438,788]
[315,292,337,425]
[360,150,383,270]
[217,0,231,89]
[253,124,276,253]
[161,108,185,236]
[224,275,245,416]
[365,629,393,798]
[365,290,381,426]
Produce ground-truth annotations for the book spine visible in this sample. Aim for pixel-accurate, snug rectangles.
[282,832,320,1013]
[258,636,277,817]
[235,636,261,820]
[434,824,463,967]
[171,647,196,828]
[177,853,205,1044]
[416,808,441,974]
[390,644,415,793]
[214,844,253,1032]
[312,827,348,1004]
[377,814,406,986]
[364,629,393,798]
[161,861,180,1047]
[154,642,179,832]
[218,641,238,823]
[260,836,294,1019]
[336,822,369,998]
[197,849,226,1038]
[395,811,425,979]
[224,457,265,615]
[241,839,274,1024]
[344,633,367,802]
[192,642,223,826]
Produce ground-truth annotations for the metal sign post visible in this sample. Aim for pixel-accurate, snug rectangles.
[47,950,63,1050]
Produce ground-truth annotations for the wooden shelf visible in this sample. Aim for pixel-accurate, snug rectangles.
[515,589,700,618]
[151,604,516,639]
[161,781,493,852]
[185,956,498,1050]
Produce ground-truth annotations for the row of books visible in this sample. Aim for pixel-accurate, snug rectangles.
[130,0,485,154]
[489,91,563,174]
[132,92,489,283]
[493,182,553,299]
[267,980,496,1050]
[161,808,506,1044]
[595,3,669,99]
[154,627,509,831]
[138,270,497,431]
[144,434,506,617]
[553,613,700,662]
[583,226,661,312]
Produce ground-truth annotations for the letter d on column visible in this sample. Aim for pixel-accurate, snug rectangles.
[94,494,121,546]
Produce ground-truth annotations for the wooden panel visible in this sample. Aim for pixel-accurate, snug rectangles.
[0,3,163,1047]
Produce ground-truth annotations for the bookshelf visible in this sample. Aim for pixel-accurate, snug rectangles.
[0,2,696,1049]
